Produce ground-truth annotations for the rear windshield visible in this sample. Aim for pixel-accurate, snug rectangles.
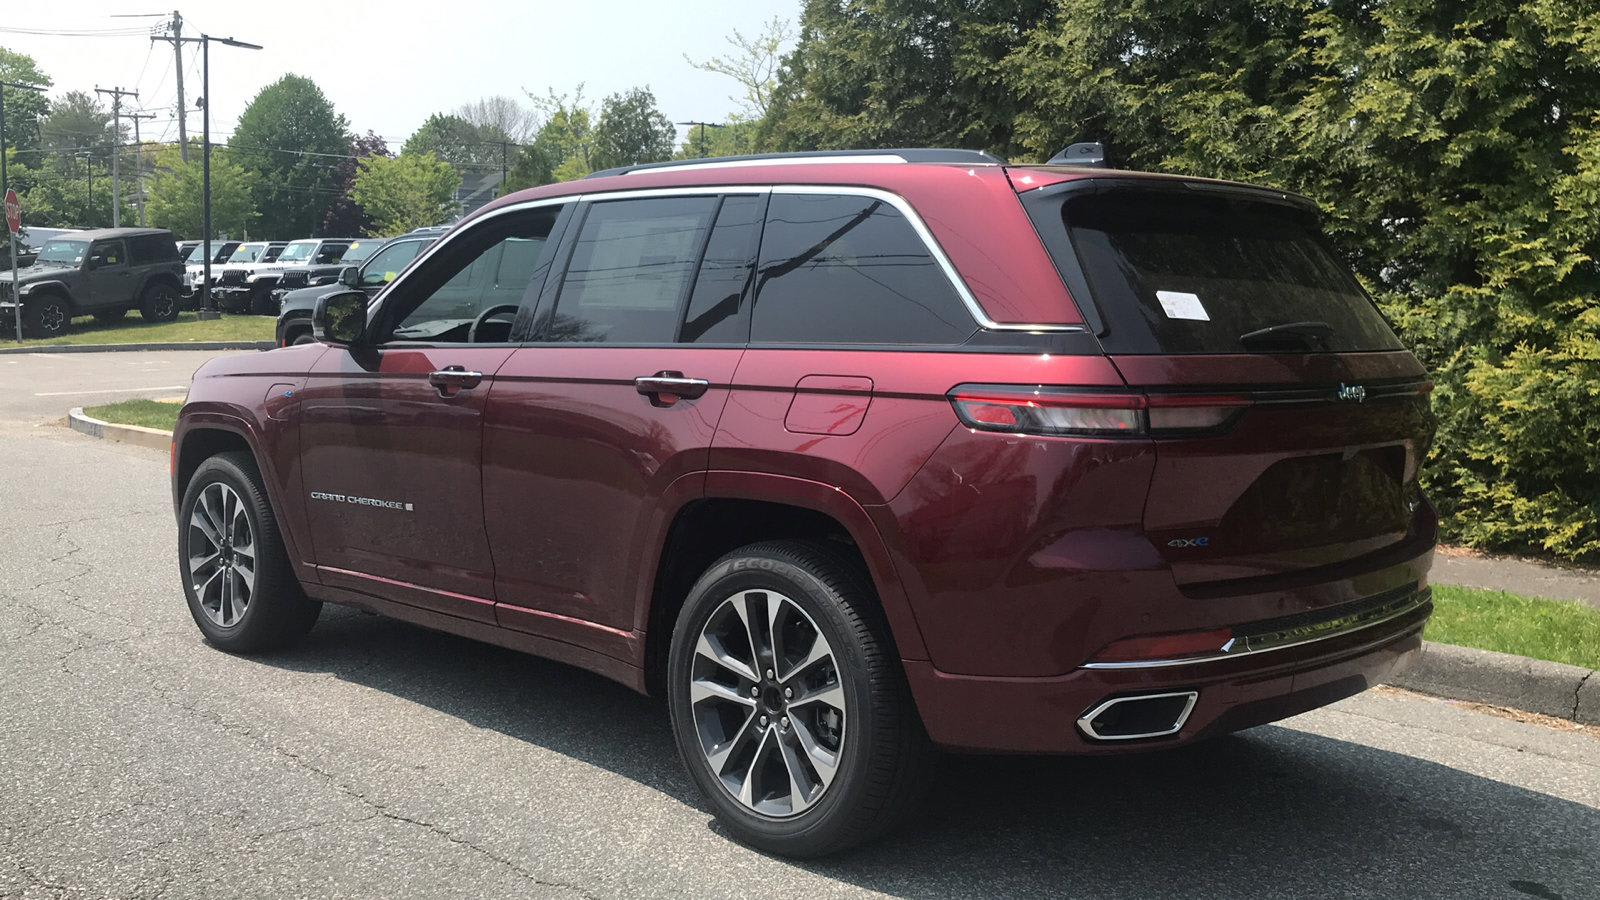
[1038,188,1401,354]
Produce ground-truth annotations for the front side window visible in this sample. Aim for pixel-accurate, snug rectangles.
[752,193,975,345]
[380,206,564,344]
[313,243,352,265]
[262,245,286,263]
[90,240,125,268]
[360,240,429,287]
[539,196,718,344]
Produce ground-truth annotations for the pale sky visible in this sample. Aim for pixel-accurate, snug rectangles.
[4,0,800,149]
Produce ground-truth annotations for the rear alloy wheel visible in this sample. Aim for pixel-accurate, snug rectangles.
[179,451,320,652]
[138,282,180,322]
[23,295,70,337]
[668,540,932,857]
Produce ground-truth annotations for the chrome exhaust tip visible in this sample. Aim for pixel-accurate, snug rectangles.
[1077,691,1199,741]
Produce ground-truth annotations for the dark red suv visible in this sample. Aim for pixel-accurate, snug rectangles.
[172,149,1436,856]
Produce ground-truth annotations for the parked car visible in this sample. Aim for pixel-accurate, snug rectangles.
[0,241,38,270]
[274,232,439,346]
[172,149,1437,857]
[268,236,391,300]
[0,227,184,336]
[177,240,200,260]
[223,237,358,314]
[209,241,291,314]
[182,240,242,298]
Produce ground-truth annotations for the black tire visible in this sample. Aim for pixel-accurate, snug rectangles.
[22,293,71,338]
[290,330,317,346]
[667,540,933,857]
[93,307,128,324]
[249,286,277,316]
[178,451,320,652]
[138,281,181,322]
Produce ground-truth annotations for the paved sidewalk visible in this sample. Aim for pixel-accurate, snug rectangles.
[1432,549,1600,610]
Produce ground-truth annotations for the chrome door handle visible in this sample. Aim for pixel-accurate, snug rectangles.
[635,373,709,400]
[428,366,483,392]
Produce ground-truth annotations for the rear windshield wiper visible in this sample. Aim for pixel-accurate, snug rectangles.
[1239,320,1335,350]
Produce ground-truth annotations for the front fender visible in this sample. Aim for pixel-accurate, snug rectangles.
[174,374,316,583]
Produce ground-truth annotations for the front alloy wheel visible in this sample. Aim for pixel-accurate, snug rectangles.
[690,589,846,817]
[186,481,256,627]
[178,451,320,652]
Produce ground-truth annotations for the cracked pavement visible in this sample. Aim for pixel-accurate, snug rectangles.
[1,350,1598,899]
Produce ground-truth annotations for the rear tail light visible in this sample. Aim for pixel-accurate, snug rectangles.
[949,386,1248,437]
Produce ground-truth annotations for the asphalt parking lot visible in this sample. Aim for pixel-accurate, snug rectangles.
[1,350,1597,899]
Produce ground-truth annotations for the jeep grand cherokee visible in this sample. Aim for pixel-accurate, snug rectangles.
[171,148,1436,857]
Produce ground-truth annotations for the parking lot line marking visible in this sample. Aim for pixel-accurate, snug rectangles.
[34,385,187,397]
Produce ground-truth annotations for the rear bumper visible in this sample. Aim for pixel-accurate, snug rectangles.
[906,588,1429,754]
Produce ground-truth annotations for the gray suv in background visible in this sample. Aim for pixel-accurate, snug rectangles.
[0,227,185,337]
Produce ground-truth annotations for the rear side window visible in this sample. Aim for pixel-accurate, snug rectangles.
[1039,189,1402,354]
[543,196,718,344]
[751,193,975,345]
[681,194,764,343]
[129,234,178,264]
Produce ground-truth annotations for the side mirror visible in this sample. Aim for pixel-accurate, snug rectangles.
[312,290,368,346]
[339,265,360,288]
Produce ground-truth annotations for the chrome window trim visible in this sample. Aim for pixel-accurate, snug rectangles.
[621,155,908,174]
[1080,588,1431,671]
[1076,691,1199,741]
[368,184,1085,335]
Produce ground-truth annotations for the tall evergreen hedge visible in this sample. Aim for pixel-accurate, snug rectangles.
[769,0,1600,561]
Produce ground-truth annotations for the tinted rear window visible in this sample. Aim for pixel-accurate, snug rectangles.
[1042,189,1401,354]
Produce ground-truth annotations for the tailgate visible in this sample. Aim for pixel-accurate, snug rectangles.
[1118,352,1433,591]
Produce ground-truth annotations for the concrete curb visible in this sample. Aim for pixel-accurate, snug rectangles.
[67,406,173,452]
[0,340,270,354]
[1387,641,1598,725]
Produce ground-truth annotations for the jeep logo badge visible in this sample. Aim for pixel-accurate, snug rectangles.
[1337,383,1367,403]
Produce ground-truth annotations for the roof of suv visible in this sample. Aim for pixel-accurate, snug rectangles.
[58,227,173,242]
[464,148,1315,331]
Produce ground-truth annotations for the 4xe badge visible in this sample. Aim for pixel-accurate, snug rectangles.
[1337,383,1368,403]
[1167,537,1210,549]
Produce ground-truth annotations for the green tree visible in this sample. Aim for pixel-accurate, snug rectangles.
[591,87,675,171]
[229,75,351,238]
[40,90,122,165]
[505,89,596,189]
[0,47,52,161]
[145,146,257,240]
[402,112,509,172]
[686,17,793,120]
[351,152,459,234]
[762,0,1049,153]
[12,154,132,229]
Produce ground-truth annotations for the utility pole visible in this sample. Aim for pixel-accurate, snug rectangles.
[1,80,49,203]
[675,121,724,159]
[150,11,189,162]
[163,32,261,316]
[95,86,138,228]
[500,140,508,197]
[129,112,156,226]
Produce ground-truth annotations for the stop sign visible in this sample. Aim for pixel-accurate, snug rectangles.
[3,190,18,235]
